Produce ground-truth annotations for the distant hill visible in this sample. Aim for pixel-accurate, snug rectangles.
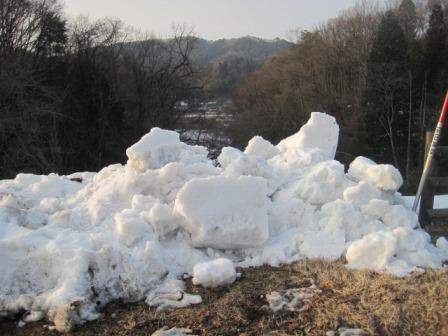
[121,36,293,98]
[191,36,293,65]
[190,36,292,97]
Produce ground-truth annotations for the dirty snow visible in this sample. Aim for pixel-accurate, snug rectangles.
[152,327,197,336]
[326,328,368,336]
[0,111,447,331]
[266,279,321,313]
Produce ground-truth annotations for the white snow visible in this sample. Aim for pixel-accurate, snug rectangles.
[348,156,403,193]
[244,135,280,159]
[0,111,447,331]
[192,258,236,288]
[174,175,269,249]
[277,112,339,159]
[126,127,209,171]
[346,227,446,276]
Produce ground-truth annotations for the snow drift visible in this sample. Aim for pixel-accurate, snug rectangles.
[0,112,447,331]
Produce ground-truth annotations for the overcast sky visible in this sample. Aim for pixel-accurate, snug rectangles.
[63,0,360,40]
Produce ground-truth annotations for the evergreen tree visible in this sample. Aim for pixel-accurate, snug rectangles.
[425,2,447,104]
[35,10,67,58]
[364,11,410,169]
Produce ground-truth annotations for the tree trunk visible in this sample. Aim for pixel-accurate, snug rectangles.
[405,71,412,189]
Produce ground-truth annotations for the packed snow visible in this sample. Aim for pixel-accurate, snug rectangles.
[192,258,236,288]
[0,112,447,331]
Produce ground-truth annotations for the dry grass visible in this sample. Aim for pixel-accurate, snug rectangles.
[1,258,447,336]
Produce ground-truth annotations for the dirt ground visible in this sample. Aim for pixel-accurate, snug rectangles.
[1,224,447,336]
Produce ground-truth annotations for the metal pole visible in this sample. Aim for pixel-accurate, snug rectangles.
[413,90,448,212]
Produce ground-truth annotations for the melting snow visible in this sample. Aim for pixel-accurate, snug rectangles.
[266,280,321,313]
[152,327,197,336]
[0,112,447,331]
[192,258,237,288]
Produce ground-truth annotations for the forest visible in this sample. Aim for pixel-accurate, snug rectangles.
[232,0,448,192]
[1,0,448,193]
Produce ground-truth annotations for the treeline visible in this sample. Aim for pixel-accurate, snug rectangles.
[231,0,448,191]
[0,0,198,178]
[3,0,448,192]
[205,57,259,98]
[196,37,292,98]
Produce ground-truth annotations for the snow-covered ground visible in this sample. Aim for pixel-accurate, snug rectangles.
[403,195,448,210]
[0,112,447,331]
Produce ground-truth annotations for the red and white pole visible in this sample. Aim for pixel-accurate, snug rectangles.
[413,90,448,212]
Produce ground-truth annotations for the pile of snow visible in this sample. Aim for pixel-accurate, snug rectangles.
[1,112,447,331]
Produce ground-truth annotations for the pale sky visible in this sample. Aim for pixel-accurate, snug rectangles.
[63,0,360,40]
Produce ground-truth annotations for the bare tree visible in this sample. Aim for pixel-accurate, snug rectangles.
[120,25,199,137]
[0,0,67,176]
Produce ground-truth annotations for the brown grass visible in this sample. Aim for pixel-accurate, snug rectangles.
[1,258,447,336]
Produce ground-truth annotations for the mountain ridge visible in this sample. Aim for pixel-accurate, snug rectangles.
[191,36,293,65]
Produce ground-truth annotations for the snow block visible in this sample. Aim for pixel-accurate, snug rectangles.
[346,230,398,272]
[192,258,236,288]
[126,127,209,171]
[244,136,280,159]
[348,156,403,193]
[277,112,339,159]
[174,176,269,249]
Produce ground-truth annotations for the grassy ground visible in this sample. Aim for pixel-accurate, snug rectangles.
[1,224,447,336]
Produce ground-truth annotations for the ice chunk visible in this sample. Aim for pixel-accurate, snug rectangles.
[277,112,339,159]
[126,128,180,170]
[346,231,398,272]
[192,258,236,288]
[244,136,280,159]
[174,176,269,249]
[348,157,403,193]
[126,128,209,171]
